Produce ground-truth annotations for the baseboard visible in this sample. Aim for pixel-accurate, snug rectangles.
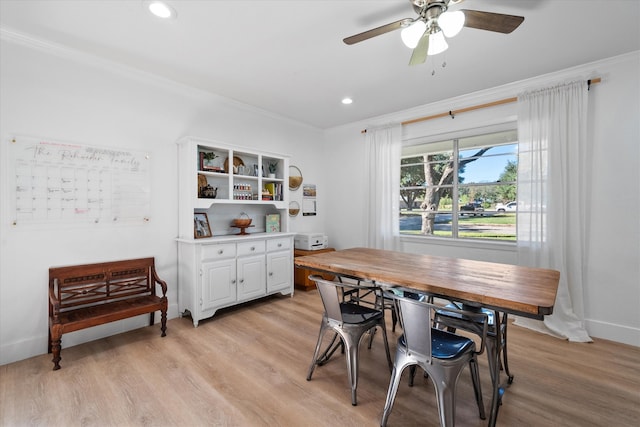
[585,319,640,347]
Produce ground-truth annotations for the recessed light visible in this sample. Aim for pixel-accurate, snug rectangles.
[342,97,353,105]
[144,1,177,19]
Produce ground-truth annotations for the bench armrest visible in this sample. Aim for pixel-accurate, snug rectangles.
[49,286,60,316]
[151,266,168,297]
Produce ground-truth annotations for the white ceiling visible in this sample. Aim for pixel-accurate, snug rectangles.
[1,0,639,129]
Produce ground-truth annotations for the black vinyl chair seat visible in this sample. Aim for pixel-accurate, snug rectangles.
[399,328,475,360]
[340,302,384,324]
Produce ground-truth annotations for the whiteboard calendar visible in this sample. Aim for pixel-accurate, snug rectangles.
[8,136,151,226]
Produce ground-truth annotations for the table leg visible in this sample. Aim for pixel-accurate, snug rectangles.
[488,310,504,427]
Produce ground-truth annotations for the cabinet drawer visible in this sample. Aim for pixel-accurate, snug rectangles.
[267,237,291,252]
[201,243,236,260]
[237,240,265,256]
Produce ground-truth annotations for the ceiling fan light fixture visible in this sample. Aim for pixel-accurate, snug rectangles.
[427,30,448,55]
[438,10,465,38]
[401,20,427,49]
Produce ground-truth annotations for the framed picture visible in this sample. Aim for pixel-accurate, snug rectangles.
[194,213,212,238]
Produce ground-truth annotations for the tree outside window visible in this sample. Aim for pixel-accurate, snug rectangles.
[400,129,518,241]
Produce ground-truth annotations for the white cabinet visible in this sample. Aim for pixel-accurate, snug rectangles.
[178,234,294,327]
[177,136,294,326]
[266,237,293,293]
[201,259,236,311]
[236,240,266,302]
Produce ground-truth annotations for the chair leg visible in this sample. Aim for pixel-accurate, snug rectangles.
[408,365,417,387]
[317,333,342,365]
[307,322,329,380]
[367,326,376,349]
[469,355,486,420]
[343,332,361,406]
[381,361,410,427]
[379,319,393,372]
[391,306,398,332]
[429,362,469,427]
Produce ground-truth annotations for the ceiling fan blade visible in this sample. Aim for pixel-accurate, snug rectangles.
[461,9,524,34]
[409,31,429,66]
[343,19,411,45]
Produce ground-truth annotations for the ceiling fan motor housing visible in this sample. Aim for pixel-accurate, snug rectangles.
[412,0,459,15]
[414,1,449,24]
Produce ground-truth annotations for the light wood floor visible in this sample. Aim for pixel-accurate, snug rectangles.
[1,290,639,426]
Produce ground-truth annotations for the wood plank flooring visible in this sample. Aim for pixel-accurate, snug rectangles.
[1,290,639,426]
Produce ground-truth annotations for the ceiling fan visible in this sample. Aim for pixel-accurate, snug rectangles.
[343,0,524,66]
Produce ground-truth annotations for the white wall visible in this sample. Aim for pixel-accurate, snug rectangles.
[324,52,640,347]
[0,36,326,365]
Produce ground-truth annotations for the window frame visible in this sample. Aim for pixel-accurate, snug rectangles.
[400,125,518,244]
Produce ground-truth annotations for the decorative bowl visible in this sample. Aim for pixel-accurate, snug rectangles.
[232,212,252,227]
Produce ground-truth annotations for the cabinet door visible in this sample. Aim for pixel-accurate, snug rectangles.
[201,259,236,311]
[267,250,292,293]
[237,254,266,302]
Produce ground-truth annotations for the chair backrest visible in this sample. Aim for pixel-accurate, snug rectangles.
[396,297,434,362]
[396,296,490,360]
[312,276,344,324]
[435,302,490,355]
[311,275,382,326]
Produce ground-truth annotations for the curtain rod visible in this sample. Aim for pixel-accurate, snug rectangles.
[361,77,601,133]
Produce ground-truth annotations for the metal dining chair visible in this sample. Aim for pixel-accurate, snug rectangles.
[381,296,488,427]
[433,302,513,426]
[307,275,392,406]
[434,302,514,385]
[389,289,513,388]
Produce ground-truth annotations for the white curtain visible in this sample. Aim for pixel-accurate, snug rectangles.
[515,80,592,342]
[364,124,402,251]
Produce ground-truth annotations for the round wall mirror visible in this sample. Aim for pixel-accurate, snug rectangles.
[289,201,300,217]
[289,165,303,190]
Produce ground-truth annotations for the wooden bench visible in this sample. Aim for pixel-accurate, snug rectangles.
[48,257,168,370]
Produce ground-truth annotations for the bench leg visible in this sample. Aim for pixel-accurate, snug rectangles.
[49,324,63,370]
[161,309,167,337]
[50,335,62,370]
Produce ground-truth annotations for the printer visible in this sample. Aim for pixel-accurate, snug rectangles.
[294,233,328,251]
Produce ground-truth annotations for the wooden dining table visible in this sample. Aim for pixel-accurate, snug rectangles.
[294,247,560,427]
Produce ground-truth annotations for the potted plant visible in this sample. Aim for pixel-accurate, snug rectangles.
[267,161,278,178]
[201,152,220,171]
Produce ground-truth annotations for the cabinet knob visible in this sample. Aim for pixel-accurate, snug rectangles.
[231,279,236,284]
[278,243,282,247]
[218,249,224,255]
[269,272,273,277]
[240,279,244,283]
[251,246,255,251]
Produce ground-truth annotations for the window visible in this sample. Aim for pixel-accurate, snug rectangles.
[400,129,518,241]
